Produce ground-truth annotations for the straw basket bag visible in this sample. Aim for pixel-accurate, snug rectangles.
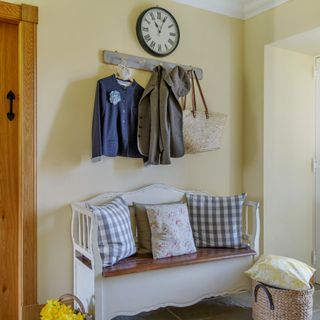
[181,70,227,154]
[252,281,314,320]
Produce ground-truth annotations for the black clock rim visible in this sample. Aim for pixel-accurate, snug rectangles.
[136,7,180,57]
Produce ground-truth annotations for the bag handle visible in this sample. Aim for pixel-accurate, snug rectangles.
[254,283,275,311]
[181,94,186,111]
[58,293,86,314]
[181,70,196,118]
[190,70,197,118]
[181,69,209,119]
[193,70,209,119]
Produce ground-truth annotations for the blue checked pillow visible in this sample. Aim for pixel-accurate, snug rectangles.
[88,197,136,267]
[186,193,247,248]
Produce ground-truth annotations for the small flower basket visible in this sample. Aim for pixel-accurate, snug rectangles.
[252,280,314,320]
[40,293,93,320]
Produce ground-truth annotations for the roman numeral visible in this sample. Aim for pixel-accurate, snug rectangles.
[144,34,151,42]
[169,32,176,37]
[150,41,156,49]
[142,27,149,32]
[165,44,169,51]
[157,11,161,19]
[150,12,155,20]
[144,18,151,25]
[168,24,174,28]
[158,44,162,52]
[168,38,174,46]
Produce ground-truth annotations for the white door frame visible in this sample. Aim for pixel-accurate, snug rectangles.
[315,56,320,282]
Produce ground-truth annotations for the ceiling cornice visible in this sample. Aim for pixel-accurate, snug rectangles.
[171,0,289,20]
[243,0,289,19]
[171,0,245,19]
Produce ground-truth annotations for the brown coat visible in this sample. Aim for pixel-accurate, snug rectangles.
[137,65,191,165]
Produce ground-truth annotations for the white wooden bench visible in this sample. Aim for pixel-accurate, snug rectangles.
[71,184,260,320]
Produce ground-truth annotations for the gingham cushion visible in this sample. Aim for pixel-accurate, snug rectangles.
[89,197,136,267]
[186,193,247,248]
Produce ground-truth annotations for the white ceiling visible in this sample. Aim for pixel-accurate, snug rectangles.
[172,0,289,19]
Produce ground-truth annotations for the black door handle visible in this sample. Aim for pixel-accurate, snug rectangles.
[6,91,15,121]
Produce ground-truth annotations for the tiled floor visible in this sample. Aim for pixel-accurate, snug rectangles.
[114,286,320,320]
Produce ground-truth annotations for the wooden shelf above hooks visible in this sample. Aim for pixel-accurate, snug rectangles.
[103,50,203,80]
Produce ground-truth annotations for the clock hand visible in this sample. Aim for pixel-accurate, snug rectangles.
[160,16,168,32]
[154,21,161,33]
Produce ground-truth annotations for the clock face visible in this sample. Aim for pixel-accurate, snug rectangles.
[136,7,180,57]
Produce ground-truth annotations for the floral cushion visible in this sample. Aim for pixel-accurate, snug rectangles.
[146,203,196,259]
[133,200,184,254]
[245,255,315,291]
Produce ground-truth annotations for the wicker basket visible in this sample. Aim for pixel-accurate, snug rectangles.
[58,294,93,320]
[252,281,314,320]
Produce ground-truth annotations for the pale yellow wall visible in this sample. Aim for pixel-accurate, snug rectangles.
[264,46,315,264]
[244,0,320,252]
[6,0,244,302]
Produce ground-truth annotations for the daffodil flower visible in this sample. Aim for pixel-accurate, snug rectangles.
[40,299,85,320]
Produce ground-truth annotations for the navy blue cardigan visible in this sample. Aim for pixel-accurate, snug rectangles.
[92,75,144,159]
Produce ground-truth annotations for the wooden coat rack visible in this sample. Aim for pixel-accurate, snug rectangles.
[103,50,203,80]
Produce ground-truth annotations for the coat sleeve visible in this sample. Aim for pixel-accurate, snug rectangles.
[92,81,104,159]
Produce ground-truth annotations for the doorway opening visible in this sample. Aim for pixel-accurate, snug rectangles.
[264,27,320,281]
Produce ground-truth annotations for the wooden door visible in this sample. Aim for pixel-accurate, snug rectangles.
[0,20,19,319]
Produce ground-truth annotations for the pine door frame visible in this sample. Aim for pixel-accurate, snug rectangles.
[0,0,38,312]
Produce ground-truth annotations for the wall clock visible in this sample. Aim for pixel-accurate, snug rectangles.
[136,7,180,57]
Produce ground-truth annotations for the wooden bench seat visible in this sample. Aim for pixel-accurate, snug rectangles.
[102,247,256,277]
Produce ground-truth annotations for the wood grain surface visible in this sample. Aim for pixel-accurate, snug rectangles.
[0,3,38,317]
[0,20,19,320]
[102,248,256,277]
[20,19,38,307]
[0,1,21,22]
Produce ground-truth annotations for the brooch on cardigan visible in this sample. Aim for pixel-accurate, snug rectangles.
[109,90,121,105]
